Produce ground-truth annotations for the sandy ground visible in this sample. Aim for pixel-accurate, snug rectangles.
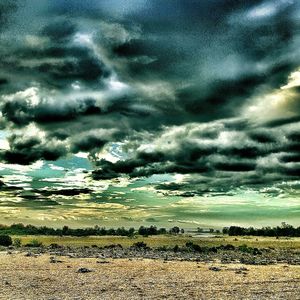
[0,252,299,300]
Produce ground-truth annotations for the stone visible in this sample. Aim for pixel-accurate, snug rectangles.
[209,266,221,271]
[77,267,93,273]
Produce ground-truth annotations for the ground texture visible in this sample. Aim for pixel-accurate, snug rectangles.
[0,253,299,300]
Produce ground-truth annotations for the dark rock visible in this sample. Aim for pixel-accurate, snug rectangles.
[77,267,93,273]
[209,266,221,271]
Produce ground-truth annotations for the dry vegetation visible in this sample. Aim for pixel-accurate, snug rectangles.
[0,253,299,300]
[16,234,300,249]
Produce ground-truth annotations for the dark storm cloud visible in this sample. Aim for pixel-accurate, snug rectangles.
[2,28,110,89]
[70,129,118,153]
[34,188,92,197]
[41,20,77,42]
[279,153,300,163]
[248,130,277,144]
[0,0,299,195]
[92,118,300,193]
[1,95,102,126]
[214,161,256,172]
[2,0,300,125]
[0,132,67,165]
[105,1,300,116]
[0,78,8,86]
[287,131,300,143]
[37,0,300,121]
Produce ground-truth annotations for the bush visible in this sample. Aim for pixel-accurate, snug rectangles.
[173,245,180,252]
[0,235,12,246]
[208,247,218,253]
[238,244,251,253]
[131,241,149,249]
[238,244,262,255]
[218,244,235,251]
[103,244,123,249]
[49,243,62,249]
[186,241,205,252]
[157,246,167,251]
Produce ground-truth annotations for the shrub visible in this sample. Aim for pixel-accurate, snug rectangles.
[173,245,180,252]
[157,246,167,251]
[103,244,123,249]
[238,244,251,253]
[208,247,218,253]
[131,241,149,249]
[218,244,235,251]
[0,235,12,246]
[238,244,262,255]
[49,243,62,249]
[186,241,205,252]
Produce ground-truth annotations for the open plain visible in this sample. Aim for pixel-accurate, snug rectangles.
[0,253,299,300]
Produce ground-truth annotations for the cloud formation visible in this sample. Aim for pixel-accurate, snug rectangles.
[92,119,300,191]
[0,0,299,194]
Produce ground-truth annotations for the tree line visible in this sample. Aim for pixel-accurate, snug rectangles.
[0,223,184,237]
[223,223,300,237]
[1,223,298,237]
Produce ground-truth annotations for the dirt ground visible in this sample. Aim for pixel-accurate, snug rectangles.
[0,252,299,300]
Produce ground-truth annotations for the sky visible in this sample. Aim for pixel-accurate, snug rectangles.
[0,0,299,228]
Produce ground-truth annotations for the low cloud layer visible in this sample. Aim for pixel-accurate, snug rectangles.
[0,0,299,194]
[92,119,300,193]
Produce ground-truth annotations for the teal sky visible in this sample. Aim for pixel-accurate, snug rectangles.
[0,152,299,229]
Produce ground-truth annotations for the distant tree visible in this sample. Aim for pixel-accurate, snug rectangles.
[138,226,147,236]
[222,227,229,234]
[158,228,167,235]
[107,228,116,235]
[138,226,159,236]
[62,225,69,235]
[148,225,158,235]
[128,227,135,236]
[169,226,180,235]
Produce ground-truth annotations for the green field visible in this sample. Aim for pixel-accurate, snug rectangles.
[15,235,300,249]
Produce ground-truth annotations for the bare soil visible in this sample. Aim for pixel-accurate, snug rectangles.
[0,252,299,300]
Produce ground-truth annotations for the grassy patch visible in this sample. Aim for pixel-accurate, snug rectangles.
[15,235,300,249]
